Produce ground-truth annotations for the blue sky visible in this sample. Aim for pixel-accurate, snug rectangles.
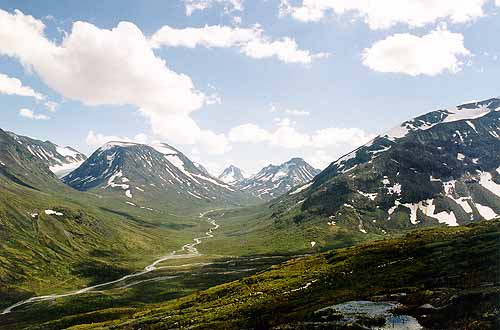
[0,0,499,174]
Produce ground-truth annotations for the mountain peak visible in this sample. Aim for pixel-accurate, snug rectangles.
[5,131,87,177]
[238,158,320,200]
[63,139,255,208]
[219,165,245,185]
[280,96,500,233]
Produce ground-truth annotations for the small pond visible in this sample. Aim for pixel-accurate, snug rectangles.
[316,300,423,330]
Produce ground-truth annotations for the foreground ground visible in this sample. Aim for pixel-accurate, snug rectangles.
[3,219,497,330]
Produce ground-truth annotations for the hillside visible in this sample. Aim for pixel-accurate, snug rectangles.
[0,129,228,311]
[6,132,86,177]
[15,220,499,330]
[270,98,500,238]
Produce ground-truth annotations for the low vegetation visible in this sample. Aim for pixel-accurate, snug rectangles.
[7,220,497,330]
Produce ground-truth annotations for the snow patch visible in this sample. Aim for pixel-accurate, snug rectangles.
[476,203,497,220]
[290,182,312,195]
[44,209,63,216]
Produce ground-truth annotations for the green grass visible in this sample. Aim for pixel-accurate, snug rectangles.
[18,219,497,330]
[0,174,222,310]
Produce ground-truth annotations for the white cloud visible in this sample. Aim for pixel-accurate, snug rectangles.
[228,123,271,143]
[240,36,329,64]
[269,104,310,116]
[280,0,489,29]
[306,149,333,169]
[150,24,328,64]
[19,108,49,120]
[0,73,44,100]
[312,127,376,148]
[0,9,231,154]
[198,130,232,155]
[362,26,471,76]
[86,130,149,148]
[270,125,311,148]
[228,120,373,151]
[183,0,244,16]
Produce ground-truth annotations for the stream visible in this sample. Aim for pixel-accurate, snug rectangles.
[1,210,219,314]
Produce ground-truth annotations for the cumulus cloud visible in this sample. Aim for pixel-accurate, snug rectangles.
[306,149,333,169]
[0,73,44,100]
[183,0,244,16]
[270,124,312,148]
[228,120,374,151]
[280,0,489,29]
[150,24,328,64]
[19,108,49,120]
[0,9,231,154]
[362,26,471,76]
[198,130,232,155]
[86,130,149,148]
[312,127,376,148]
[228,123,271,143]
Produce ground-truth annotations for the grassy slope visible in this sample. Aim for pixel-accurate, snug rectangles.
[200,205,374,257]
[0,174,218,310]
[28,220,499,330]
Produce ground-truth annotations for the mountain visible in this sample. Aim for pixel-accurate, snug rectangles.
[6,132,87,177]
[237,158,320,200]
[193,162,211,176]
[218,165,246,185]
[0,129,207,310]
[63,141,256,209]
[275,97,500,235]
[0,129,65,190]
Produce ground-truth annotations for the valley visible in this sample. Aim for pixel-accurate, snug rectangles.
[0,98,499,329]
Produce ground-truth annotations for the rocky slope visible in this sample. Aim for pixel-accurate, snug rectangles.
[6,132,86,177]
[276,97,500,235]
[63,142,256,209]
[218,165,246,185]
[0,129,199,310]
[238,158,320,200]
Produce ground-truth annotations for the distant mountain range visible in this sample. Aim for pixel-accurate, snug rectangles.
[63,141,257,208]
[276,97,500,235]
[234,158,320,200]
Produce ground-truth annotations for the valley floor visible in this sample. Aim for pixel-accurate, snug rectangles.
[1,216,498,330]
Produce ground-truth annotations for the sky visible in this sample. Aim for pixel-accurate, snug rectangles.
[0,0,499,175]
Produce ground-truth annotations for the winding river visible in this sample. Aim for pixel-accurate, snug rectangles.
[1,210,220,314]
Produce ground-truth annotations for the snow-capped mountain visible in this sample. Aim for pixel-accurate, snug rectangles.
[0,129,66,190]
[218,165,246,185]
[7,132,87,177]
[279,97,500,233]
[63,141,255,207]
[237,158,320,200]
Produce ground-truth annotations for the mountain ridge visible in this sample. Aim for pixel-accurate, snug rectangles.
[276,97,500,237]
[63,141,258,209]
[6,131,87,177]
[218,165,246,185]
[237,157,320,200]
